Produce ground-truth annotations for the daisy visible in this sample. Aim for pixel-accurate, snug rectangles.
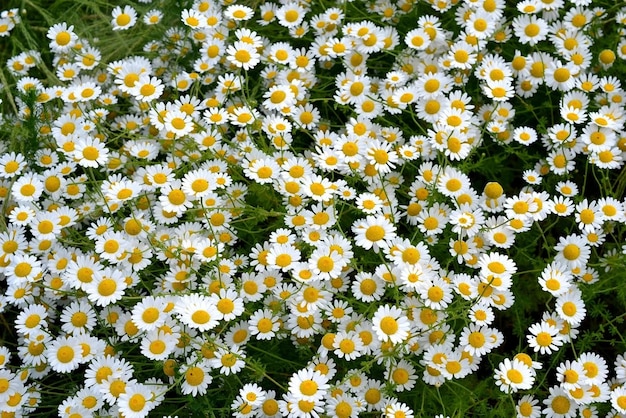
[554,234,591,269]
[372,304,410,344]
[248,308,281,340]
[517,394,541,418]
[210,346,246,376]
[14,303,48,335]
[0,152,26,179]
[140,330,177,361]
[436,166,471,198]
[351,272,385,302]
[415,72,452,99]
[130,74,164,102]
[512,14,548,46]
[111,5,137,30]
[538,262,572,296]
[578,352,608,385]
[174,294,219,331]
[590,147,623,169]
[459,323,495,356]
[117,382,155,418]
[287,368,329,402]
[352,215,397,252]
[159,180,194,214]
[449,204,485,237]
[543,386,576,418]
[180,359,213,396]
[527,322,563,355]
[384,400,414,418]
[332,331,364,361]
[276,2,306,28]
[163,110,194,138]
[226,41,261,71]
[47,22,77,52]
[60,299,96,335]
[555,289,586,326]
[11,173,43,203]
[364,140,399,174]
[45,335,83,373]
[210,288,244,321]
[130,296,168,332]
[84,267,128,307]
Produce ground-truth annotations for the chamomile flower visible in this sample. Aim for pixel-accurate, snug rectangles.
[211,345,246,376]
[276,2,306,28]
[60,299,96,335]
[495,358,535,393]
[0,152,26,178]
[527,322,563,355]
[74,137,110,168]
[372,304,410,344]
[46,335,83,373]
[227,41,261,71]
[11,173,44,203]
[47,22,77,52]
[174,293,219,332]
[554,234,591,269]
[352,215,397,252]
[117,382,155,418]
[512,15,548,46]
[111,5,137,30]
[288,368,330,402]
[555,290,586,326]
[84,267,128,307]
[180,359,213,396]
[542,386,576,418]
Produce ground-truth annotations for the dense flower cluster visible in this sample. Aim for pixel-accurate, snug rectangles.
[1,0,626,417]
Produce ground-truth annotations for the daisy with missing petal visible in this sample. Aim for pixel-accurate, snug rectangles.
[352,215,397,252]
[372,304,410,344]
[364,140,399,174]
[495,358,535,393]
[211,346,246,376]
